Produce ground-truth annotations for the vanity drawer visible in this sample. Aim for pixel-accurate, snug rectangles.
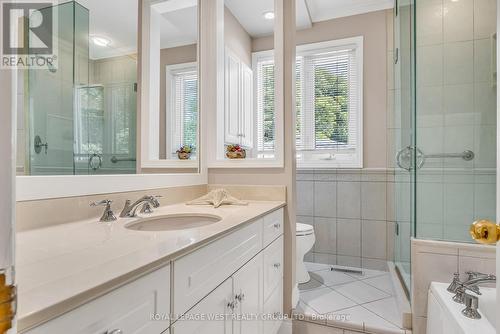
[262,208,284,247]
[263,236,283,302]
[26,265,170,334]
[173,220,263,317]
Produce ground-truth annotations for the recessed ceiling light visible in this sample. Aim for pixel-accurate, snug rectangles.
[263,11,275,20]
[91,36,111,47]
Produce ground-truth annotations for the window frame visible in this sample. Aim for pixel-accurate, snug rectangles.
[165,62,199,161]
[253,36,364,169]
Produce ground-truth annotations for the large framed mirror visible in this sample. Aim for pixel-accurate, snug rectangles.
[16,0,140,176]
[208,0,283,168]
[140,0,200,170]
[14,0,206,200]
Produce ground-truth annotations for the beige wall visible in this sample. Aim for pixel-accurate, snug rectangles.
[253,10,390,168]
[224,6,252,67]
[159,44,197,158]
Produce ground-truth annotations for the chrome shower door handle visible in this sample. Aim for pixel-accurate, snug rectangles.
[396,146,424,171]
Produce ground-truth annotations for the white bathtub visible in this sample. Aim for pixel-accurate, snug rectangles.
[427,282,496,334]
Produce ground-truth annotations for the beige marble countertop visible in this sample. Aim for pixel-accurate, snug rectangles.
[16,201,286,331]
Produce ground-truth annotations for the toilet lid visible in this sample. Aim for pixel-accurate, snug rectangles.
[296,223,314,235]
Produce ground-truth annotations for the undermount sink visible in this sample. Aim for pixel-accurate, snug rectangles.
[125,214,222,231]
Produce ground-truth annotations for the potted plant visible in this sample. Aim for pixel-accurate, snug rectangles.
[177,145,194,160]
[226,144,246,159]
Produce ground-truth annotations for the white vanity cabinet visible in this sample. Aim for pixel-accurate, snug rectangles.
[25,208,284,334]
[173,208,284,334]
[25,265,171,334]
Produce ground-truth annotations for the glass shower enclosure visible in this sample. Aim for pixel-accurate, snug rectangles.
[26,1,137,175]
[393,0,497,294]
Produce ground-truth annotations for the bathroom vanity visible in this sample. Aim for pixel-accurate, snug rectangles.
[18,203,285,334]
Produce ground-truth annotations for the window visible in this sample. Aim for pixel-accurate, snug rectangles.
[254,37,363,168]
[166,63,198,159]
[255,57,276,156]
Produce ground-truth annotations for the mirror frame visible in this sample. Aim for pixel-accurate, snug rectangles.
[206,0,284,168]
[14,0,208,202]
[140,0,200,169]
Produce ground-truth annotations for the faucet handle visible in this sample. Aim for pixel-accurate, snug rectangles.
[462,293,481,319]
[90,199,113,207]
[90,200,117,222]
[447,272,461,293]
[466,271,490,280]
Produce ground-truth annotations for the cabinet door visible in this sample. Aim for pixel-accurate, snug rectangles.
[172,278,233,334]
[26,265,171,334]
[233,254,263,334]
[239,64,253,149]
[225,49,241,145]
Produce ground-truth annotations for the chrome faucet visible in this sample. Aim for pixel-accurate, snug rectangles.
[120,195,161,218]
[449,271,496,304]
[90,200,117,222]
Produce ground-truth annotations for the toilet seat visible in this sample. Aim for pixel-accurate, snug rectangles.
[296,223,314,236]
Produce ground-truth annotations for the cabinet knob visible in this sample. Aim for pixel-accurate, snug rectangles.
[273,263,281,269]
[235,293,245,302]
[273,223,281,229]
[227,300,237,311]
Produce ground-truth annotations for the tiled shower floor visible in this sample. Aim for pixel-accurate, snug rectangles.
[294,262,411,334]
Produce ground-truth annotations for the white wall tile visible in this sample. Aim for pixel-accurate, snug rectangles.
[473,39,494,83]
[417,182,444,224]
[417,44,443,86]
[444,41,474,85]
[314,217,337,254]
[337,182,361,219]
[417,85,444,128]
[443,0,473,42]
[362,220,387,260]
[474,125,497,169]
[474,0,497,39]
[443,126,474,168]
[314,181,337,218]
[337,219,361,257]
[417,0,444,46]
[417,223,444,240]
[474,83,497,125]
[443,84,474,126]
[297,181,314,216]
[412,251,458,317]
[458,255,496,282]
[361,182,387,220]
[473,182,496,221]
[444,182,474,225]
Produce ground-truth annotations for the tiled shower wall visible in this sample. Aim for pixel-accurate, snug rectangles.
[297,169,395,271]
[412,0,497,242]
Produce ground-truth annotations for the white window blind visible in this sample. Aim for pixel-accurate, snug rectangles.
[256,58,275,154]
[254,37,363,168]
[167,64,198,158]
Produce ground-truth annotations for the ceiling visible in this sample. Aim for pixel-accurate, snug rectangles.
[76,0,138,59]
[76,0,393,59]
[225,0,394,37]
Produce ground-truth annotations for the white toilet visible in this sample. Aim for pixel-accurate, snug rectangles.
[296,223,316,284]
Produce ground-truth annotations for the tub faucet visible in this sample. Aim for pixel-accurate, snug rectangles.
[451,272,496,304]
[120,195,161,218]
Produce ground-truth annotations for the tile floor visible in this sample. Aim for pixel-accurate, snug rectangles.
[294,262,412,334]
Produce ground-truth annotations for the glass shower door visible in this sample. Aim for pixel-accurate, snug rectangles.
[28,2,83,175]
[392,0,415,293]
